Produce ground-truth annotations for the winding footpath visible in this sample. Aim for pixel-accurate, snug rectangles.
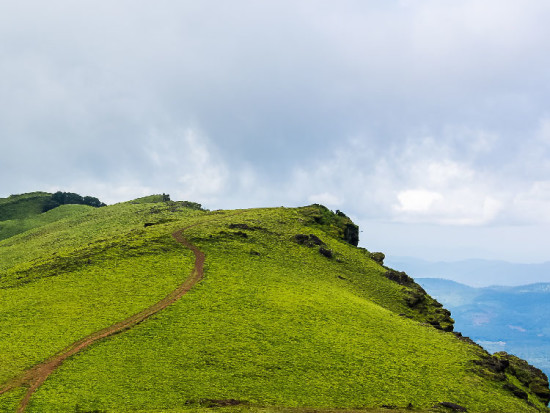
[0,221,210,412]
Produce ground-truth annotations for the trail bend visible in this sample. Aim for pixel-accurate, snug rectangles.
[0,216,223,412]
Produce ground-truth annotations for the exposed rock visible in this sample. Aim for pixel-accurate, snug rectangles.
[343,223,359,246]
[294,234,310,245]
[405,290,425,308]
[228,223,266,231]
[369,252,385,264]
[297,204,359,246]
[335,209,347,217]
[229,223,254,230]
[503,383,528,400]
[473,354,509,380]
[218,230,248,239]
[494,352,550,405]
[309,234,325,246]
[452,332,482,348]
[429,320,443,330]
[319,247,333,259]
[435,402,467,411]
[293,234,326,247]
[384,270,414,286]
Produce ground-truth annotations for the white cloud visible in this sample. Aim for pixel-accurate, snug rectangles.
[2,1,550,262]
[508,325,527,333]
[145,128,228,203]
[395,190,442,213]
[511,181,550,224]
[536,117,550,146]
[308,192,342,207]
[284,133,509,226]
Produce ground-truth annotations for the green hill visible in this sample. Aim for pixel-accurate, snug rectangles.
[0,191,106,241]
[0,195,548,412]
[0,192,53,221]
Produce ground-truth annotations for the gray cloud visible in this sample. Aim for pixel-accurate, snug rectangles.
[2,1,550,263]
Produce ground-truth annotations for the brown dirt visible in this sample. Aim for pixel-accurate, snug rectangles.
[0,220,212,412]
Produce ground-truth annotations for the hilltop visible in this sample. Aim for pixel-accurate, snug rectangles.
[0,191,105,241]
[0,193,548,412]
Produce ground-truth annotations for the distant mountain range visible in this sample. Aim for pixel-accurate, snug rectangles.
[386,256,550,287]
[417,278,550,378]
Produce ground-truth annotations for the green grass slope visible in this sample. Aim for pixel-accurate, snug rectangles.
[0,204,93,241]
[0,199,548,412]
[0,191,106,241]
[0,192,52,221]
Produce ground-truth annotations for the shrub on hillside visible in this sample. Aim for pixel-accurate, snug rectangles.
[42,191,106,212]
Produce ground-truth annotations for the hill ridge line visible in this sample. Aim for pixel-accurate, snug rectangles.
[0,211,242,412]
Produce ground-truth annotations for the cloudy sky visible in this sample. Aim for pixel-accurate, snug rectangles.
[2,1,550,265]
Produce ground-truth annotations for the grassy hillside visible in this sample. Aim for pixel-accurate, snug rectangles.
[418,278,550,378]
[0,204,94,241]
[0,197,548,412]
[0,192,52,221]
[0,191,106,241]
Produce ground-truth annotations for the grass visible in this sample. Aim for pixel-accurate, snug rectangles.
[0,203,547,412]
[0,202,203,385]
[0,204,93,241]
[0,192,52,221]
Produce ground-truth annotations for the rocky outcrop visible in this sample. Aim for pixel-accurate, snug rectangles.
[434,402,467,411]
[294,234,325,247]
[293,234,334,259]
[298,204,359,246]
[383,269,454,332]
[369,252,385,264]
[343,223,359,246]
[495,352,550,406]
[472,352,550,406]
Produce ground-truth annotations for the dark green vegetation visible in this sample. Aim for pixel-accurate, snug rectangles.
[0,192,105,241]
[0,194,548,412]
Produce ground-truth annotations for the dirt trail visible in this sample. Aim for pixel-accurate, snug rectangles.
[0,220,213,412]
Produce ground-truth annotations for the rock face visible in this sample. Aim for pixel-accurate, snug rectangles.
[384,269,415,286]
[293,234,334,259]
[495,352,550,406]
[295,203,550,408]
[294,234,325,247]
[318,247,334,259]
[343,223,359,246]
[383,269,455,332]
[369,252,385,265]
[435,402,468,412]
[298,205,359,246]
[472,352,550,406]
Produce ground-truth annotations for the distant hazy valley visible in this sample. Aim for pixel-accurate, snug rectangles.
[416,277,550,378]
[386,256,550,287]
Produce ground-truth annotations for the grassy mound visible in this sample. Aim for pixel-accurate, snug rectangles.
[0,199,548,412]
[0,192,52,221]
[0,191,106,241]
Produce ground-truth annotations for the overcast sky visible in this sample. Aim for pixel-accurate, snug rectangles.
[2,1,550,266]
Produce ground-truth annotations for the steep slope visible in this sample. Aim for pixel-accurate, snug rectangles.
[418,278,550,378]
[0,198,548,412]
